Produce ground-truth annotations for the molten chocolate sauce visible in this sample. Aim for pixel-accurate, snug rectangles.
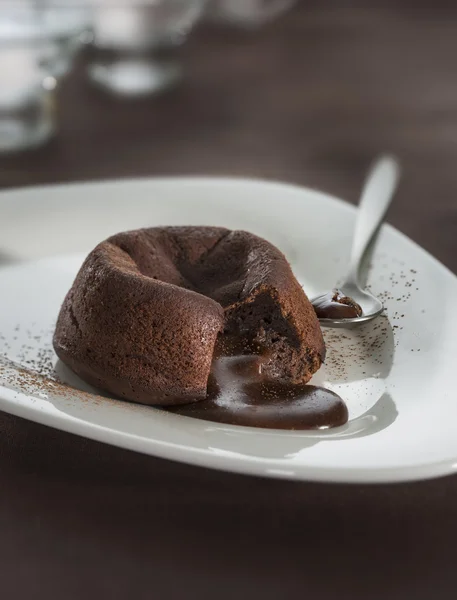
[312,289,362,319]
[169,354,348,430]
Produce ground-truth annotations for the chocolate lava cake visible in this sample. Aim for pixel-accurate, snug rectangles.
[53,227,325,405]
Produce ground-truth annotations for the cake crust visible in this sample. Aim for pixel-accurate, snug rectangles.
[53,227,325,405]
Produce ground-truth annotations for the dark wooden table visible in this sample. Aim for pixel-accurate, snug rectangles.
[1,3,457,599]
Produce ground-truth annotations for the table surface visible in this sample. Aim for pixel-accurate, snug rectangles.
[1,3,457,599]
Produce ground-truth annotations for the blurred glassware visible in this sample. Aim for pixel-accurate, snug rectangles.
[88,0,207,98]
[0,1,57,153]
[41,1,93,78]
[207,0,296,28]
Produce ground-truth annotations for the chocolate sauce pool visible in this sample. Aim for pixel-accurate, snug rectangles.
[169,354,348,430]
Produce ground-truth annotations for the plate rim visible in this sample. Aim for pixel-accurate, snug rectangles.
[1,384,457,484]
[1,174,455,280]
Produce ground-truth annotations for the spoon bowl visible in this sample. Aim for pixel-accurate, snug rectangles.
[313,283,384,328]
[312,155,400,328]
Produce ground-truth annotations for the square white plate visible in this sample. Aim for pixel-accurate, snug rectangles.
[0,177,455,483]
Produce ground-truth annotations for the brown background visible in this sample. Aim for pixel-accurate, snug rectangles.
[1,2,457,599]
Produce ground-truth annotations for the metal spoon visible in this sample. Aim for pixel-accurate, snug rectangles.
[312,155,400,328]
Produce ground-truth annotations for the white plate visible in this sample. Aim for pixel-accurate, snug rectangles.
[0,177,456,483]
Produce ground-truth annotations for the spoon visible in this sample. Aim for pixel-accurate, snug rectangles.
[312,155,400,328]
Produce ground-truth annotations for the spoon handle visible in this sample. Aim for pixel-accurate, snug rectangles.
[346,155,400,286]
